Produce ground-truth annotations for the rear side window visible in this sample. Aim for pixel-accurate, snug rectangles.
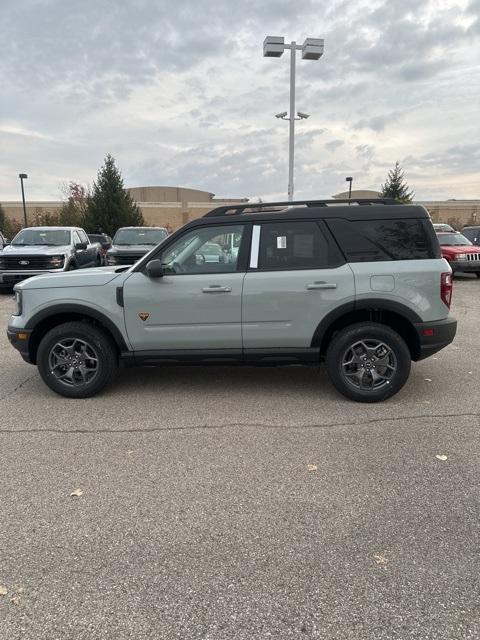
[326,218,438,262]
[462,228,480,242]
[257,221,344,270]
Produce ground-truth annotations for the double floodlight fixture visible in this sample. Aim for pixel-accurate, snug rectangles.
[263,36,324,60]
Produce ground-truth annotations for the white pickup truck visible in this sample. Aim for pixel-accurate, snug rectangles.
[0,226,102,291]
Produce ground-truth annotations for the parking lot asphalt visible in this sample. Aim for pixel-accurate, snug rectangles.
[1,277,479,640]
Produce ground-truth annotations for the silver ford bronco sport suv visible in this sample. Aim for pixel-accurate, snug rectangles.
[7,198,457,402]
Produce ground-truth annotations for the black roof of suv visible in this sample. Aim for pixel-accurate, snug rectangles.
[196,198,430,225]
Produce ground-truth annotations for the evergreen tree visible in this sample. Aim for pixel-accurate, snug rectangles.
[84,154,144,236]
[380,162,415,203]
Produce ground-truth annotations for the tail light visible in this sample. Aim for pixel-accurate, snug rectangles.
[441,272,453,308]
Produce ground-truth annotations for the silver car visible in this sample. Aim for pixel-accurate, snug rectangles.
[7,198,457,402]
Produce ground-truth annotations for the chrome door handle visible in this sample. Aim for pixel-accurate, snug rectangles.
[202,286,232,293]
[306,282,337,290]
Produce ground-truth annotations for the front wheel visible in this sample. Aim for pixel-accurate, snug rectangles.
[37,321,117,398]
[326,322,411,403]
[475,272,480,279]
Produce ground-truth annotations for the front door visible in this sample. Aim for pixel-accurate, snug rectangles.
[242,220,355,350]
[72,231,88,268]
[123,224,248,352]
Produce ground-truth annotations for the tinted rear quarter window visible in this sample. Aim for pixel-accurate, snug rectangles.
[326,218,439,262]
[257,220,344,270]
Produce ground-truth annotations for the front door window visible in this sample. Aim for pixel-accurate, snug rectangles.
[161,225,245,274]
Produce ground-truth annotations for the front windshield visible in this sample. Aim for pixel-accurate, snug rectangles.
[438,233,472,246]
[113,228,167,246]
[12,229,71,246]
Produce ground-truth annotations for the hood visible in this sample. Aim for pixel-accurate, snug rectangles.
[15,266,127,290]
[441,245,480,254]
[108,244,154,254]
[1,244,71,255]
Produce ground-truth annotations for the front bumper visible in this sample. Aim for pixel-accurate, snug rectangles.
[414,317,457,361]
[449,260,480,273]
[7,326,34,363]
[0,269,64,285]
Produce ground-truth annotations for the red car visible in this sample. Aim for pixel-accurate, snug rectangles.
[436,231,480,278]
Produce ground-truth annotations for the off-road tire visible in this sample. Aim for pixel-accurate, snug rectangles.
[326,322,411,403]
[37,321,117,398]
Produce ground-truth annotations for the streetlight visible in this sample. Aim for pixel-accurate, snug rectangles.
[346,176,353,201]
[264,36,324,201]
[19,173,28,226]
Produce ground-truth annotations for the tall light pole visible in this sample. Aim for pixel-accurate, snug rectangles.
[264,36,324,201]
[19,173,28,227]
[346,176,353,201]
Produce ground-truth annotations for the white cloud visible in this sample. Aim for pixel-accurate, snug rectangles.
[0,0,479,201]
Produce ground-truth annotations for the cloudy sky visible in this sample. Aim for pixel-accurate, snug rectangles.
[1,0,479,202]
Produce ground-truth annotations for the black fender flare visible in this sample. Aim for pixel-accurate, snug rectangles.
[25,303,129,352]
[311,299,422,348]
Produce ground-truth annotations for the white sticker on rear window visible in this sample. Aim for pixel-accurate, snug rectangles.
[277,236,287,249]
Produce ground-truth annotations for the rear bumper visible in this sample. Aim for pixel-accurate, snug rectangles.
[449,260,480,273]
[7,326,34,363]
[414,317,457,361]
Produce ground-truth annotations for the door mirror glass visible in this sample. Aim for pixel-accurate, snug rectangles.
[75,242,87,250]
[146,259,164,278]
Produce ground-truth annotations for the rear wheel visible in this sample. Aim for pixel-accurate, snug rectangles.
[37,321,117,398]
[326,322,411,403]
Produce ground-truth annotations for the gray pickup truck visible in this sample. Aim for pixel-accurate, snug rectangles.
[0,226,101,291]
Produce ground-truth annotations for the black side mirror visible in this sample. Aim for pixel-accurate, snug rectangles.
[146,259,164,278]
[75,242,87,250]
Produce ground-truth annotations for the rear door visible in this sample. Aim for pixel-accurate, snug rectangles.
[242,220,355,354]
[78,229,96,265]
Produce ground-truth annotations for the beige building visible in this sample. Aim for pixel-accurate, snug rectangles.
[3,186,479,231]
[333,190,480,228]
[1,186,248,231]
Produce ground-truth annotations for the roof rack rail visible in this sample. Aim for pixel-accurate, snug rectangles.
[204,198,400,217]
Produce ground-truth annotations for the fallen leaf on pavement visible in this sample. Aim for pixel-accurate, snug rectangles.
[70,488,83,497]
[307,464,317,471]
[0,586,7,596]
[374,554,388,566]
[436,455,448,461]
[10,596,20,605]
